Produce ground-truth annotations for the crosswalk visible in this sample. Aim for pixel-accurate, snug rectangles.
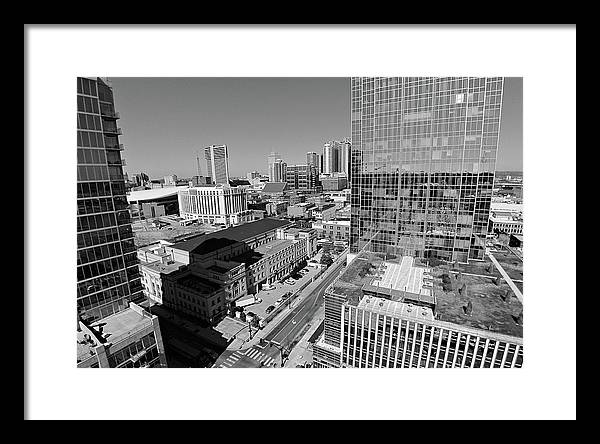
[244,348,277,367]
[215,348,278,368]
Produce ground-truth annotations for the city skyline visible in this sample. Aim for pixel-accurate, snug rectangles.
[110,77,523,179]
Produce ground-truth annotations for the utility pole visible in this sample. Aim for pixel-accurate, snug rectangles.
[248,320,253,340]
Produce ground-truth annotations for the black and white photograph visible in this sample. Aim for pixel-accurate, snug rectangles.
[25,25,576,420]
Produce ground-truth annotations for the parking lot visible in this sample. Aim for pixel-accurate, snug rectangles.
[241,265,321,320]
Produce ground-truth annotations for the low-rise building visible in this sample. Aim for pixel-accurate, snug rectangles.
[287,202,315,219]
[320,173,348,191]
[489,211,523,235]
[77,302,167,368]
[163,271,228,325]
[313,219,350,243]
[312,203,337,221]
[178,185,253,227]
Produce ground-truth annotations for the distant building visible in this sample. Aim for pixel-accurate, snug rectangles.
[312,203,337,221]
[307,151,322,175]
[189,176,211,187]
[127,187,182,221]
[163,174,178,186]
[205,144,230,185]
[268,152,287,182]
[265,200,288,216]
[286,164,319,191]
[320,172,348,191]
[489,211,523,235]
[260,181,288,198]
[312,219,351,243]
[287,202,315,219]
[178,185,252,227]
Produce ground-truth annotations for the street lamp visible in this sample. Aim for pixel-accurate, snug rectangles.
[269,340,289,367]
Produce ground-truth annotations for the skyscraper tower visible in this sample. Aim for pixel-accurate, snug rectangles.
[268,151,281,182]
[350,77,504,263]
[205,144,230,185]
[77,77,143,322]
[306,151,321,175]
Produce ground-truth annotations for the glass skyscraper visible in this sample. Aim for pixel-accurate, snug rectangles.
[350,77,504,262]
[77,77,143,323]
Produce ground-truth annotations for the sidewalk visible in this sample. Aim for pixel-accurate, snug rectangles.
[284,308,325,367]
[228,251,347,353]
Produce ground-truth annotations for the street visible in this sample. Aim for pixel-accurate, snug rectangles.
[213,252,346,368]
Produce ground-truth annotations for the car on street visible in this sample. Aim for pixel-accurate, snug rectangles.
[265,305,275,314]
[281,291,292,300]
[285,279,296,285]
[276,298,283,305]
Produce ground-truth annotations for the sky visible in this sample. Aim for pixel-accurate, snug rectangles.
[111,77,522,179]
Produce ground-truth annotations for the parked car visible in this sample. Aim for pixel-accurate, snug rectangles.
[282,291,292,300]
[285,279,296,285]
[276,298,283,305]
[265,305,275,314]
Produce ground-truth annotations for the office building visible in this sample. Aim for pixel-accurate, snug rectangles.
[205,144,230,185]
[178,185,253,226]
[77,77,166,368]
[312,250,523,368]
[312,219,351,243]
[307,151,322,175]
[320,172,348,191]
[323,142,337,174]
[268,152,287,182]
[286,164,319,191]
[77,77,144,323]
[163,174,178,186]
[349,77,504,262]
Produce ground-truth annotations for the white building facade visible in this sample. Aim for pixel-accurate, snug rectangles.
[178,185,252,226]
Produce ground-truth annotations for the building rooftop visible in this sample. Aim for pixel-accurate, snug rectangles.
[357,296,435,322]
[191,237,241,255]
[171,218,292,252]
[126,187,184,203]
[255,238,294,256]
[261,182,287,194]
[142,260,185,275]
[88,305,154,346]
[177,274,222,293]
[331,251,523,338]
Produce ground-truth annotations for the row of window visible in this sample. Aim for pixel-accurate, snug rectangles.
[78,282,129,310]
[77,256,125,282]
[77,78,98,97]
[107,333,157,368]
[77,94,100,114]
[77,269,128,298]
[77,130,105,149]
[77,241,123,266]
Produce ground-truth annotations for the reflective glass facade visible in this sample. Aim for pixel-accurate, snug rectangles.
[350,77,504,262]
[77,77,143,322]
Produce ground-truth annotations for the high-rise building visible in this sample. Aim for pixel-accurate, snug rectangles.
[312,250,523,369]
[77,77,167,368]
[338,138,351,180]
[286,164,319,191]
[349,77,504,262]
[77,77,144,322]
[307,151,321,175]
[268,152,282,182]
[205,144,230,185]
[322,142,337,174]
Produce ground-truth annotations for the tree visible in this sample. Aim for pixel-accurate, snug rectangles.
[320,253,333,268]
